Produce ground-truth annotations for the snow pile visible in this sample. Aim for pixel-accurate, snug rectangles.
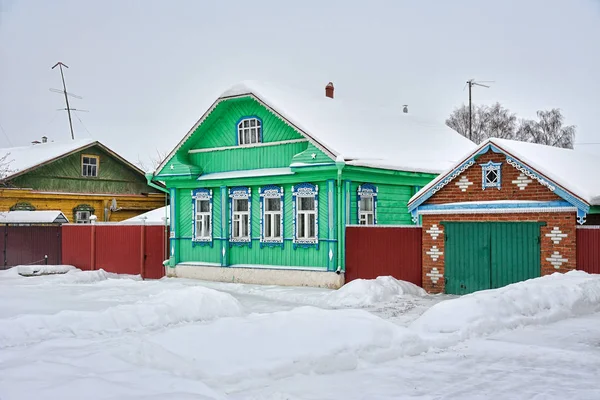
[411,271,600,343]
[17,265,77,276]
[0,286,243,347]
[130,306,426,389]
[326,276,426,308]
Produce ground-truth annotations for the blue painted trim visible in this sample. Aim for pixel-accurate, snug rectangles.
[191,188,213,247]
[357,183,378,225]
[408,142,592,220]
[235,116,263,146]
[505,156,589,213]
[220,186,228,266]
[169,188,176,260]
[480,161,502,190]
[229,186,252,247]
[259,185,284,249]
[418,200,573,211]
[292,183,319,249]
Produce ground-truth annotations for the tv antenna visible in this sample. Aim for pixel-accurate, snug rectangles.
[51,62,85,140]
[464,79,494,141]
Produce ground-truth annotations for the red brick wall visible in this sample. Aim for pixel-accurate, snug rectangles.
[427,150,562,204]
[422,212,576,293]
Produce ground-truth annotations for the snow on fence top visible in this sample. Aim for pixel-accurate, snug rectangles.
[220,81,476,174]
[119,206,169,224]
[0,210,69,224]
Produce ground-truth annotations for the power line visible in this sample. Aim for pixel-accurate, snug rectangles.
[74,113,93,138]
[0,121,13,146]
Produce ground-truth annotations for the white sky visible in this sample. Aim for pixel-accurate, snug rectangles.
[1,0,599,168]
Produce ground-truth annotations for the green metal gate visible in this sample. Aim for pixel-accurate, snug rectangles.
[444,222,542,295]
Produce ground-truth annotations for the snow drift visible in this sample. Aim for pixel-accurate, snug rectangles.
[130,306,426,389]
[326,276,426,308]
[17,265,77,276]
[411,271,600,342]
[0,286,243,347]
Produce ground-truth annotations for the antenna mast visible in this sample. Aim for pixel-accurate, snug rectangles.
[51,62,76,140]
[466,79,493,141]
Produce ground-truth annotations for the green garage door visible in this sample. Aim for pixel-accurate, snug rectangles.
[444,222,542,295]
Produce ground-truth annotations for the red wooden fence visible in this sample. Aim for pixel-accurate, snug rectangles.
[577,226,600,274]
[62,224,167,279]
[0,226,62,269]
[345,226,422,286]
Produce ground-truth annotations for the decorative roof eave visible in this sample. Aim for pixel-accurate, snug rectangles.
[154,91,338,177]
[0,141,150,184]
[410,200,586,224]
[407,141,591,221]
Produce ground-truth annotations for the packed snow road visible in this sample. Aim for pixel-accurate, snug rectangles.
[1,267,599,399]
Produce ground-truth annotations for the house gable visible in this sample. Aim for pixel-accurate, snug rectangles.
[426,149,562,204]
[9,144,159,195]
[408,141,590,224]
[155,96,333,179]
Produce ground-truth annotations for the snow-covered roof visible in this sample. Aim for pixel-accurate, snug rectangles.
[219,81,476,174]
[409,138,600,208]
[0,211,69,224]
[120,206,169,224]
[0,139,95,180]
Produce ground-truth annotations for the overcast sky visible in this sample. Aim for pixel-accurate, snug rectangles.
[1,0,599,168]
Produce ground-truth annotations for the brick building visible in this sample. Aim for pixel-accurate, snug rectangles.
[408,138,600,294]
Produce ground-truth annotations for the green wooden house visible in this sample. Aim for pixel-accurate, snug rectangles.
[153,81,474,287]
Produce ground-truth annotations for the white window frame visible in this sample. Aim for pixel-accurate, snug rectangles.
[229,187,251,244]
[75,210,91,224]
[481,161,502,190]
[358,183,377,225]
[260,186,284,245]
[237,117,262,145]
[192,189,212,242]
[293,183,318,246]
[82,155,99,177]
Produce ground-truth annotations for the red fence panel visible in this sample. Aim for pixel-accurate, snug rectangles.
[144,225,167,279]
[345,226,422,286]
[3,226,61,268]
[61,224,166,279]
[95,225,143,276]
[62,225,92,270]
[577,227,600,274]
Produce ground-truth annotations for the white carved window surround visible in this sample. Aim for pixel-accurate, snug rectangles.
[481,161,502,190]
[237,117,262,145]
[357,183,377,225]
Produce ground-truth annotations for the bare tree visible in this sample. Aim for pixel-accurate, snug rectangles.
[446,102,515,144]
[0,152,14,183]
[516,109,575,149]
[136,149,168,172]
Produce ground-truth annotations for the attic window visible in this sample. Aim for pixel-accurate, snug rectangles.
[481,161,502,190]
[237,117,262,145]
[82,155,99,177]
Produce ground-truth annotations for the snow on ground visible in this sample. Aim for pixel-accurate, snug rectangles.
[1,268,599,399]
[15,264,77,276]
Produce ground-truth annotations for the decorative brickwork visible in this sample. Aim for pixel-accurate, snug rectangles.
[428,150,562,204]
[455,176,473,192]
[421,212,577,293]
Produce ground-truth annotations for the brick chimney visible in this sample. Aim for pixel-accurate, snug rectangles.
[325,82,334,99]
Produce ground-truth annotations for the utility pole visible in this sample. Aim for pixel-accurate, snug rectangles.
[52,62,75,140]
[466,79,493,141]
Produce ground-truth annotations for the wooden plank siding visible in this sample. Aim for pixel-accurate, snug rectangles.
[0,189,164,222]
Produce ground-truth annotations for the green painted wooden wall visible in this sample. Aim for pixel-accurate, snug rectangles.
[189,142,308,174]
[175,181,331,269]
[349,182,416,225]
[10,146,159,194]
